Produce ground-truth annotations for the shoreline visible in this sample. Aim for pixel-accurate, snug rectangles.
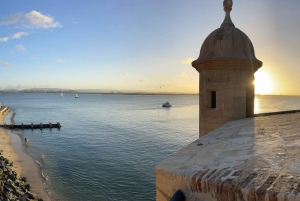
[1,108,51,201]
[0,108,21,177]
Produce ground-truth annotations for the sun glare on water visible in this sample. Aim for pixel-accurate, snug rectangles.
[254,70,273,95]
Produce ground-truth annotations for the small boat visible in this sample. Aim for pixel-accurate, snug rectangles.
[60,92,63,97]
[162,101,172,107]
[75,93,78,98]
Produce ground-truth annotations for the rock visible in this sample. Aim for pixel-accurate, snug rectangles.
[20,177,27,182]
[4,185,12,192]
[5,191,12,199]
[5,180,12,186]
[10,184,17,192]
[21,187,27,193]
[24,184,31,191]
[26,191,35,199]
[14,189,22,197]
[0,150,37,200]
[9,174,16,181]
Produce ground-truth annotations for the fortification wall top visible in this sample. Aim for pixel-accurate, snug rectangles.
[156,112,300,200]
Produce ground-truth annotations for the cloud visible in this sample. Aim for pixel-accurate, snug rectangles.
[138,79,146,83]
[0,32,29,42]
[124,73,128,76]
[54,59,66,63]
[0,37,8,42]
[16,44,26,51]
[0,61,12,67]
[72,18,79,24]
[181,58,194,64]
[0,11,61,29]
[176,72,188,77]
[12,32,29,39]
[25,11,61,28]
[0,13,22,25]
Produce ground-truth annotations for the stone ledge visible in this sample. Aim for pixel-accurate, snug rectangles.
[255,109,300,117]
[192,58,262,73]
[156,113,300,201]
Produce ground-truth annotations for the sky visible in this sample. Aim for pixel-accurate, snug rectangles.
[0,0,300,94]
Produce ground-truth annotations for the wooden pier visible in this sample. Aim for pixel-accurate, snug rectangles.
[0,122,61,129]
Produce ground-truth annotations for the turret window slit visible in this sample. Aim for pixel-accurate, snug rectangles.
[211,91,216,108]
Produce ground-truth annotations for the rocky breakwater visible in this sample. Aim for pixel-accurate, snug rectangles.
[0,152,42,201]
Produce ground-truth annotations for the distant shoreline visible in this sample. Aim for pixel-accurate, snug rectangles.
[0,91,199,95]
[0,91,299,96]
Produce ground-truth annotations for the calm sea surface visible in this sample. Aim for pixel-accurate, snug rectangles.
[0,93,299,201]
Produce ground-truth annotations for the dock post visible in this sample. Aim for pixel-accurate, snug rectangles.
[31,122,33,129]
[49,122,52,128]
[40,122,43,128]
[11,123,14,129]
[22,122,24,129]
[4,123,6,128]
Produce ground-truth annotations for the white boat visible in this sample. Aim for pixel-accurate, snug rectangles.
[75,93,78,98]
[162,101,172,107]
[60,92,63,97]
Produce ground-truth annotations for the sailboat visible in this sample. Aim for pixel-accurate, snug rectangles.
[60,92,63,97]
[75,93,78,98]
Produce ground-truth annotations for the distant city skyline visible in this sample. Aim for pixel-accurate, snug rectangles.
[0,1,300,95]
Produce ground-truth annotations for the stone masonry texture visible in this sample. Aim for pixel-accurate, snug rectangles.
[155,113,300,201]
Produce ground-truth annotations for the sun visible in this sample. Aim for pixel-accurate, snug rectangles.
[254,69,273,94]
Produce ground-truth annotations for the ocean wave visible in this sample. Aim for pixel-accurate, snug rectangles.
[34,158,54,200]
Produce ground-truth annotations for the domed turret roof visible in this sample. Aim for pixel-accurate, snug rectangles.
[198,27,257,60]
[192,0,262,72]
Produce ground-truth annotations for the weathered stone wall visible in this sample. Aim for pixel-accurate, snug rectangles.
[199,69,254,137]
[155,168,216,201]
[156,113,300,201]
[156,167,300,201]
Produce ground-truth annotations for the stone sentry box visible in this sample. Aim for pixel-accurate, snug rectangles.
[192,0,262,137]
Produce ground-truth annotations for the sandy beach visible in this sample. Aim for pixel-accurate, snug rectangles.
[0,108,21,176]
[0,108,51,201]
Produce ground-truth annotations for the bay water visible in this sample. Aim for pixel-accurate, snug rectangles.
[0,93,299,200]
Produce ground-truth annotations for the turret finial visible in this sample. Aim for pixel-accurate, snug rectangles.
[221,0,235,27]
